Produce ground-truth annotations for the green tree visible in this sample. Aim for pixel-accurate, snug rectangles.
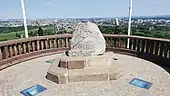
[38,27,44,36]
[16,33,21,38]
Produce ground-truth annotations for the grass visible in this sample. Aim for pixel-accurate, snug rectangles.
[0,26,55,41]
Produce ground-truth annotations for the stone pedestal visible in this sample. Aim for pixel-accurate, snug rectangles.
[46,52,122,84]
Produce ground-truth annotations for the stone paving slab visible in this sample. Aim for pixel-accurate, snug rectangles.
[0,53,170,96]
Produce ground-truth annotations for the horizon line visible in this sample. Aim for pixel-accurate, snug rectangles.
[0,15,170,20]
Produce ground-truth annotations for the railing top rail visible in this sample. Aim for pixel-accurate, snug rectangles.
[0,34,169,47]
[0,34,72,47]
[103,34,170,42]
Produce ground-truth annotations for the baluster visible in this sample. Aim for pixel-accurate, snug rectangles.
[0,48,2,60]
[60,38,63,47]
[136,39,141,51]
[36,40,40,51]
[169,45,170,59]
[9,45,13,57]
[116,38,120,48]
[122,38,126,48]
[129,39,133,50]
[150,40,155,55]
[124,38,128,48]
[49,39,52,48]
[51,39,54,48]
[159,42,164,57]
[40,40,44,50]
[56,38,59,48]
[65,38,69,48]
[113,38,116,47]
[113,38,117,47]
[17,44,22,55]
[133,39,137,50]
[118,38,121,48]
[13,45,18,56]
[105,37,109,47]
[168,43,170,59]
[108,37,112,47]
[163,42,168,58]
[2,46,9,59]
[32,41,35,52]
[154,41,160,55]
[45,39,49,49]
[68,38,71,49]
[57,38,61,48]
[146,40,150,54]
[27,42,31,53]
[141,40,145,52]
[110,37,114,47]
[23,43,27,53]
[53,39,57,48]
[119,38,122,48]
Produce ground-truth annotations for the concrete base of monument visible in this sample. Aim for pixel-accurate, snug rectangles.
[46,52,123,84]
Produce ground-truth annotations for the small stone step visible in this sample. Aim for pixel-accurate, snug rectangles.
[47,59,67,84]
[46,67,122,84]
[66,67,121,83]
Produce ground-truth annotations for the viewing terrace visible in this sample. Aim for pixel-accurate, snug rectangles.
[0,34,170,96]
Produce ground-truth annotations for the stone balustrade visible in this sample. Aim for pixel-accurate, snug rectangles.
[0,34,169,70]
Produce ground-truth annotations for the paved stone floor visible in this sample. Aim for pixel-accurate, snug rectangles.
[0,53,170,96]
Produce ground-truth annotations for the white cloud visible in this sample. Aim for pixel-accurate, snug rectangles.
[151,0,159,4]
[45,0,57,3]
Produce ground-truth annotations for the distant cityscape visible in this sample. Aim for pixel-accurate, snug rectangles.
[0,15,170,41]
[0,15,170,33]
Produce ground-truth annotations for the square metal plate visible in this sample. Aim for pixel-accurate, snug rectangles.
[20,85,47,96]
[129,78,152,89]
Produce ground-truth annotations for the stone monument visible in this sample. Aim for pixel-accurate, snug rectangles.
[68,21,106,56]
[46,22,122,84]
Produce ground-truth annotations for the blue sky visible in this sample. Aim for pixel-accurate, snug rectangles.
[0,0,170,19]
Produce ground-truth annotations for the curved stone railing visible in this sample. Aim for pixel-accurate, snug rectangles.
[0,34,72,70]
[104,34,170,67]
[0,34,169,70]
